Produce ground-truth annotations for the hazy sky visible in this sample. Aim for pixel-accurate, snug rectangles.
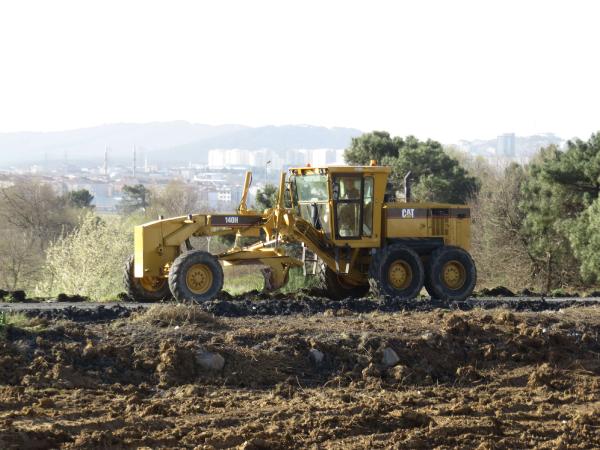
[0,0,598,142]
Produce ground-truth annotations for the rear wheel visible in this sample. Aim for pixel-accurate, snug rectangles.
[168,250,224,303]
[316,261,369,300]
[425,246,476,301]
[124,255,171,301]
[369,244,424,300]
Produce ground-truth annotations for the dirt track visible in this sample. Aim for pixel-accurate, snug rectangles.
[2,292,600,321]
[1,297,600,449]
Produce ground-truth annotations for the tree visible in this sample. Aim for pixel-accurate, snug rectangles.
[118,184,149,215]
[148,181,202,218]
[565,197,600,283]
[344,131,403,165]
[0,179,80,290]
[254,184,278,210]
[471,163,535,289]
[0,179,78,249]
[345,132,478,204]
[519,134,600,290]
[64,189,94,209]
[0,227,43,290]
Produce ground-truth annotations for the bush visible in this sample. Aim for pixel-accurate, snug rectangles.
[36,213,133,300]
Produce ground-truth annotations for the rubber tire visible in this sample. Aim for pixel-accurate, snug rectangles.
[369,244,424,300]
[425,246,477,301]
[124,255,171,301]
[168,250,224,303]
[316,261,370,300]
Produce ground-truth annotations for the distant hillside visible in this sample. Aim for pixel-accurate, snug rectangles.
[0,122,362,166]
[164,125,363,163]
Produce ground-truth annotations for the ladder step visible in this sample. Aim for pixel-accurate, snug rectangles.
[302,244,318,276]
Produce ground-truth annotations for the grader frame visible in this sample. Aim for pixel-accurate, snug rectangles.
[126,163,476,302]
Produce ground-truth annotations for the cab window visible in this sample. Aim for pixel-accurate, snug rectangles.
[334,176,362,238]
[363,177,373,237]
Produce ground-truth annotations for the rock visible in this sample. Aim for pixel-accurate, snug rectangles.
[361,363,381,379]
[389,364,409,381]
[196,351,225,371]
[381,347,400,367]
[9,290,26,302]
[309,348,324,365]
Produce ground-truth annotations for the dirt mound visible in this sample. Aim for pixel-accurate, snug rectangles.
[21,304,144,322]
[478,286,515,297]
[1,306,600,448]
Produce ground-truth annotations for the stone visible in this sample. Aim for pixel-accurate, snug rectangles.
[382,347,400,367]
[389,364,409,381]
[196,351,225,371]
[361,363,381,379]
[309,348,324,365]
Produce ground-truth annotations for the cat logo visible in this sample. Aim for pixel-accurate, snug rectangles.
[225,216,239,224]
[402,208,415,219]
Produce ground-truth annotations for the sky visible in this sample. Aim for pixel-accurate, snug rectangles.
[0,0,599,142]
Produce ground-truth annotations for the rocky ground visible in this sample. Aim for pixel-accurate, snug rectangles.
[1,296,599,449]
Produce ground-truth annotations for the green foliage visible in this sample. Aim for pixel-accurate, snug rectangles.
[119,184,149,214]
[281,267,318,293]
[344,131,403,165]
[565,197,600,283]
[345,132,478,203]
[64,189,94,209]
[519,135,600,289]
[36,213,133,300]
[254,184,278,210]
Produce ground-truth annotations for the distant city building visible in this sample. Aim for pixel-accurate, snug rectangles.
[310,148,337,166]
[496,133,516,157]
[208,148,342,170]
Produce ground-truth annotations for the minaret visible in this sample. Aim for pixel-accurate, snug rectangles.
[103,146,109,176]
[132,145,137,177]
[144,154,149,173]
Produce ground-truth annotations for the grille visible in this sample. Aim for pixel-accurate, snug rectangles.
[431,208,450,236]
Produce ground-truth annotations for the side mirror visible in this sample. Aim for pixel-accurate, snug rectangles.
[332,181,340,201]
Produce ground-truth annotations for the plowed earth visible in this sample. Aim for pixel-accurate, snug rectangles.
[1,302,600,449]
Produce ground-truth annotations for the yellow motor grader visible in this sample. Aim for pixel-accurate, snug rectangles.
[125,163,476,302]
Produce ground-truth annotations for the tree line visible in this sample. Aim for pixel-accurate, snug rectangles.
[346,131,600,292]
[1,130,599,297]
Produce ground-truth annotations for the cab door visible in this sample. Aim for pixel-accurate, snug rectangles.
[332,174,375,242]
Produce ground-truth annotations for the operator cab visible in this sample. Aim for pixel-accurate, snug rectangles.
[288,165,390,244]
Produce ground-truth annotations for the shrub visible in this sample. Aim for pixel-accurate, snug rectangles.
[36,213,133,300]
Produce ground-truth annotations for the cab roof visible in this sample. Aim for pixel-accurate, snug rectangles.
[289,165,392,175]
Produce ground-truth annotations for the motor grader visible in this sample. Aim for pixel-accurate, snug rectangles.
[125,163,476,302]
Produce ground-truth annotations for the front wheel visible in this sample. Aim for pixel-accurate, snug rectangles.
[168,250,224,303]
[425,246,476,301]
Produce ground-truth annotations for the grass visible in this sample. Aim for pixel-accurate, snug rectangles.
[282,267,318,294]
[0,312,46,338]
[223,266,317,296]
[223,272,264,295]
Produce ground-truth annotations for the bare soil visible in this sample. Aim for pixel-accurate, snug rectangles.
[1,303,600,449]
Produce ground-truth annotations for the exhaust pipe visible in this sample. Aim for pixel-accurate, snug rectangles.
[404,171,412,202]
